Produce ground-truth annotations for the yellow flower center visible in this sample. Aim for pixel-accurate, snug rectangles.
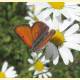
[48,2,64,10]
[0,72,6,78]
[51,30,64,46]
[34,60,44,71]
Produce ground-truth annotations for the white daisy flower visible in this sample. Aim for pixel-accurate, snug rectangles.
[28,52,52,78]
[44,18,80,65]
[0,61,18,78]
[26,2,80,22]
[25,3,50,26]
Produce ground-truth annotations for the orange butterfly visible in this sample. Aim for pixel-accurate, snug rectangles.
[15,21,55,51]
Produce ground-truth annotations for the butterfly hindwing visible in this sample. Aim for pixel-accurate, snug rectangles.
[31,22,49,42]
[33,30,55,51]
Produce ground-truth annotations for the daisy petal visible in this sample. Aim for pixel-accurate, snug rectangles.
[46,72,52,77]
[31,52,37,58]
[39,74,43,78]
[53,55,59,65]
[1,61,8,72]
[5,72,17,78]
[67,49,74,63]
[28,66,34,71]
[45,42,59,60]
[42,73,48,78]
[61,7,72,19]
[59,20,74,32]
[34,71,39,75]
[28,58,34,64]
[41,56,49,64]
[65,34,80,44]
[41,56,46,63]
[38,9,53,20]
[37,52,42,58]
[24,16,32,20]
[64,42,80,51]
[6,66,14,72]
[63,44,73,63]
[28,11,33,17]
[64,24,79,37]
[59,46,69,65]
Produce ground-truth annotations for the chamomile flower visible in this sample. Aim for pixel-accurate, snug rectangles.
[0,61,17,78]
[25,3,49,26]
[44,19,80,65]
[28,52,52,78]
[26,2,80,22]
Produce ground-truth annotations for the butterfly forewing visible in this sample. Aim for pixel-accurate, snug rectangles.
[15,25,33,48]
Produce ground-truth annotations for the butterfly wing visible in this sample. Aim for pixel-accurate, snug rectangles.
[31,21,49,42]
[15,25,33,48]
[32,30,55,51]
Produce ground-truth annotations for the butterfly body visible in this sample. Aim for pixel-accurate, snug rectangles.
[15,21,55,52]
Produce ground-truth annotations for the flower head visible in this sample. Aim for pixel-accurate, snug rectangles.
[0,61,18,78]
[28,52,52,78]
[45,19,80,65]
[26,2,80,22]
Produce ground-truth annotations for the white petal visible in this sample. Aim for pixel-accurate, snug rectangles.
[44,59,50,64]
[28,2,50,15]
[45,42,59,63]
[59,19,74,32]
[67,49,74,63]
[5,72,17,78]
[28,58,34,64]
[1,61,8,72]
[43,19,55,30]
[29,21,35,26]
[61,7,78,22]
[46,72,52,77]
[42,73,48,78]
[61,7,72,19]
[37,52,42,58]
[52,17,60,30]
[31,52,37,58]
[38,74,43,78]
[65,34,80,44]
[53,55,59,65]
[28,11,33,17]
[59,46,69,65]
[6,66,14,72]
[41,56,50,64]
[24,16,32,20]
[38,10,52,19]
[5,70,17,78]
[64,24,79,37]
[53,9,61,17]
[41,56,46,63]
[43,67,48,72]
[64,42,80,51]
[34,71,39,75]
[28,66,34,71]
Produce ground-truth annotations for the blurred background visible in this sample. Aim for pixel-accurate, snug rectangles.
[0,2,80,78]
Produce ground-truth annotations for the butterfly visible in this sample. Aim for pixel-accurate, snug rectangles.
[15,21,55,52]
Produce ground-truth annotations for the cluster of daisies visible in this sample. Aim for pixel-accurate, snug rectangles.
[0,2,80,78]
[25,2,80,78]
